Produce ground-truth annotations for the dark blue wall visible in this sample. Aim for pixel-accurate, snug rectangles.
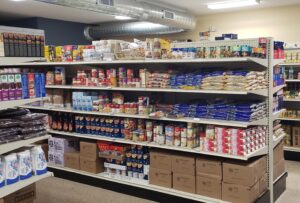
[1,17,91,45]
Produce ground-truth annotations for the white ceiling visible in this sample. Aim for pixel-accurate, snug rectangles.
[0,0,300,23]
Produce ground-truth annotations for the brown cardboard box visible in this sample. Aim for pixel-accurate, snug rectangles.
[4,184,36,203]
[173,173,196,193]
[274,141,284,165]
[149,167,172,188]
[292,127,300,147]
[80,156,104,174]
[0,198,4,203]
[80,141,98,160]
[223,156,266,187]
[41,143,49,162]
[196,175,222,199]
[64,152,80,170]
[222,182,259,203]
[196,158,222,180]
[259,173,268,196]
[172,154,195,175]
[274,159,285,181]
[150,150,172,170]
[257,156,267,179]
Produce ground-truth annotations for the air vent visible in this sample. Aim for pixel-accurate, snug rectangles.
[97,0,114,6]
[164,10,175,20]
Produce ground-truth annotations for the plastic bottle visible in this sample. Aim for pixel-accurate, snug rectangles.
[18,150,32,180]
[31,146,47,175]
[4,153,19,185]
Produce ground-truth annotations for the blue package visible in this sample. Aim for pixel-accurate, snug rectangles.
[34,73,41,98]
[21,74,29,99]
[40,73,46,97]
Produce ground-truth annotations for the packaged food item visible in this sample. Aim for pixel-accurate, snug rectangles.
[17,150,32,180]
[31,146,48,175]
[4,153,19,185]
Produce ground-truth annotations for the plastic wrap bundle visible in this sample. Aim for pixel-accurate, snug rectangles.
[170,72,204,89]
[201,71,226,90]
[147,72,173,88]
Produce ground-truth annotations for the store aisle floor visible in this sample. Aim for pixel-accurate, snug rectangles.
[34,160,300,203]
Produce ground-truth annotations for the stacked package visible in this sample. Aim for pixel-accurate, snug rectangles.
[170,73,204,89]
[147,72,172,88]
[201,71,225,90]
[202,125,267,156]
[0,109,48,144]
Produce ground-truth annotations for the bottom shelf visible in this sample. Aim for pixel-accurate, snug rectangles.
[0,172,53,198]
[48,165,227,203]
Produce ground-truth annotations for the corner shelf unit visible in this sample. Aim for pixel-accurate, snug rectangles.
[16,38,284,203]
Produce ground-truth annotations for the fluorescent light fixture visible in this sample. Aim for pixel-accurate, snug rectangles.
[10,0,26,1]
[208,0,260,10]
[114,15,132,20]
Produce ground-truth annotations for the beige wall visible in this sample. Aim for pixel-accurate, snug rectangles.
[182,5,300,43]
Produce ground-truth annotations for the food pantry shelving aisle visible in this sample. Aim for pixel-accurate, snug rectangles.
[0,93,53,198]
[19,38,285,203]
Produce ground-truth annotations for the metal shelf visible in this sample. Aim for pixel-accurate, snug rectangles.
[273,133,285,148]
[278,117,300,121]
[273,109,286,120]
[4,57,268,67]
[273,59,285,66]
[22,105,267,128]
[0,135,51,155]
[45,85,268,96]
[280,62,300,66]
[48,130,267,160]
[0,57,46,66]
[284,146,300,152]
[273,84,286,94]
[0,172,53,198]
[285,79,300,82]
[47,164,225,203]
[283,98,300,102]
[0,97,47,110]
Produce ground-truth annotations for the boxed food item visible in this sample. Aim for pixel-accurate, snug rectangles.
[4,183,36,203]
[196,157,222,180]
[80,141,98,160]
[223,156,266,187]
[292,127,300,147]
[64,152,80,170]
[150,150,172,171]
[273,140,284,165]
[149,167,172,188]
[222,181,259,203]
[173,173,196,193]
[54,137,79,153]
[54,151,64,166]
[274,159,285,181]
[196,175,222,199]
[171,154,195,175]
[80,156,104,174]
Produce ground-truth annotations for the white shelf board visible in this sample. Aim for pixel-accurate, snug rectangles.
[45,85,268,96]
[278,117,300,121]
[5,57,267,67]
[273,133,285,148]
[47,165,228,203]
[273,109,286,120]
[0,97,47,110]
[0,57,46,66]
[273,59,285,66]
[48,130,267,160]
[285,79,300,82]
[280,62,300,66]
[0,135,51,155]
[0,172,53,198]
[283,98,300,102]
[23,105,267,128]
[284,146,300,152]
[272,84,286,94]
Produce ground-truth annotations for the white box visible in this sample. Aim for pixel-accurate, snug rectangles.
[54,151,64,166]
[54,137,78,153]
[48,137,55,151]
[48,150,55,165]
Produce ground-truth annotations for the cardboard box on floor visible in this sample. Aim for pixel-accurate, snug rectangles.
[196,157,222,180]
[173,173,195,193]
[64,152,80,170]
[274,141,284,165]
[274,159,285,181]
[80,156,104,174]
[150,150,172,171]
[3,184,36,203]
[223,156,267,187]
[222,181,259,203]
[172,154,195,175]
[149,167,172,188]
[196,175,222,199]
[292,127,300,147]
[80,141,98,161]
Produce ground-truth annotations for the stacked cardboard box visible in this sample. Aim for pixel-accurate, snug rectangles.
[0,184,36,203]
[79,141,104,174]
[273,141,285,181]
[196,158,222,199]
[222,156,267,203]
[48,137,79,166]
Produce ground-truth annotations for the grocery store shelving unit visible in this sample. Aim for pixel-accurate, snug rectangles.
[17,38,286,203]
[0,59,53,198]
